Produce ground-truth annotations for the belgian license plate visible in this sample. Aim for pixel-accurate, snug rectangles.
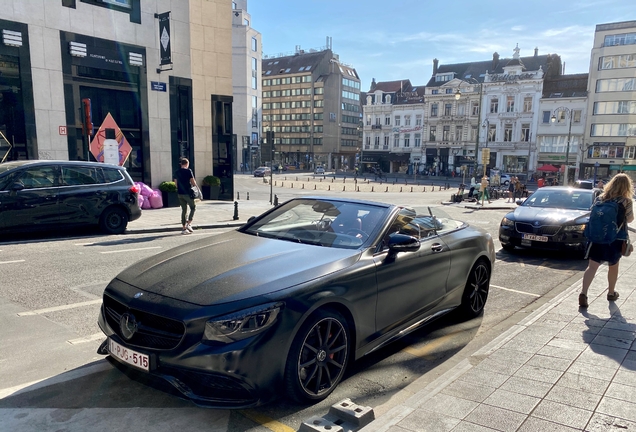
[109,338,149,371]
[522,234,548,242]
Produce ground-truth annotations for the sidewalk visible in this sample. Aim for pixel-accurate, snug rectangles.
[360,266,636,431]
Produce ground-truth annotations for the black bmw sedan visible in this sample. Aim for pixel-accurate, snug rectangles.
[98,197,495,408]
[499,187,595,254]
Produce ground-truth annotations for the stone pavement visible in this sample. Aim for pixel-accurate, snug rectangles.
[360,254,636,432]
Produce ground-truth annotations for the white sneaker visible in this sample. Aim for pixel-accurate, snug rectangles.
[186,224,194,233]
[181,229,191,235]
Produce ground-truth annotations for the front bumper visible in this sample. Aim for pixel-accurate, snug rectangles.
[499,226,587,251]
[97,283,288,408]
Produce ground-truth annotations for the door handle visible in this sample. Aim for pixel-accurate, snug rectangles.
[431,243,444,252]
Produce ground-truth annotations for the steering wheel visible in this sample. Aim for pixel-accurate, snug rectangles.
[345,228,368,240]
[314,218,332,231]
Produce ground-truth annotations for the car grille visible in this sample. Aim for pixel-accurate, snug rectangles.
[515,222,561,236]
[103,295,185,350]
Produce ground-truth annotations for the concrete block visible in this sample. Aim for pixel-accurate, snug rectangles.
[298,415,344,432]
[327,398,375,428]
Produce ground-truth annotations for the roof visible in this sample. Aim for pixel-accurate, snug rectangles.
[542,73,589,98]
[369,79,412,93]
[426,54,558,87]
[261,50,327,77]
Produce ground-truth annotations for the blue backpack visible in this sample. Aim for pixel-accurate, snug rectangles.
[584,198,623,244]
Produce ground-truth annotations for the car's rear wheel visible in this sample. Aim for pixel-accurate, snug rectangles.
[285,309,350,404]
[99,207,129,234]
[459,259,490,318]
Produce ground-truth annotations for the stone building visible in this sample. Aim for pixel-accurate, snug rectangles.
[0,0,234,198]
[231,0,261,173]
[582,20,636,181]
[261,43,361,171]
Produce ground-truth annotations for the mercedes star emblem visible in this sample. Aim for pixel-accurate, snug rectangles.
[120,313,138,340]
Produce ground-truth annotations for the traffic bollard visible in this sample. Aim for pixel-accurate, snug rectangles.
[233,201,239,220]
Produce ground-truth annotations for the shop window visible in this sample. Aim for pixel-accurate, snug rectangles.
[62,0,77,7]
[80,0,141,23]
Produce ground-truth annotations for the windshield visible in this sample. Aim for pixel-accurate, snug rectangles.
[522,189,593,210]
[242,198,390,249]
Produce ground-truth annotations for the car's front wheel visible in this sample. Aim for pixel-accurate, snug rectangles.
[99,207,129,234]
[458,259,490,319]
[285,309,350,404]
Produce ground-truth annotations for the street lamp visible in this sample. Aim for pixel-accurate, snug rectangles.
[550,107,573,186]
[454,77,484,176]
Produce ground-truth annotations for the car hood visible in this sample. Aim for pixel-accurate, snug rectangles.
[512,206,589,223]
[115,230,360,306]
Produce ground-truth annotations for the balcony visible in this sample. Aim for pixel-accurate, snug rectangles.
[498,112,519,119]
[371,124,382,129]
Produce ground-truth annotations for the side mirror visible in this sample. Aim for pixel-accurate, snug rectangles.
[11,182,24,192]
[387,233,420,253]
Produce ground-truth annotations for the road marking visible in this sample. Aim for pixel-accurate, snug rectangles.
[74,242,95,246]
[67,333,106,345]
[100,246,162,254]
[0,260,25,265]
[491,284,540,297]
[239,410,296,432]
[17,299,102,316]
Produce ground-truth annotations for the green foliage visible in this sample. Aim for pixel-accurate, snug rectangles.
[159,181,177,192]
[202,175,221,186]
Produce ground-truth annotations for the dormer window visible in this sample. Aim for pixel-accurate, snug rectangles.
[435,73,454,82]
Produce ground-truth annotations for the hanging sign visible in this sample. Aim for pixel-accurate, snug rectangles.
[158,12,171,66]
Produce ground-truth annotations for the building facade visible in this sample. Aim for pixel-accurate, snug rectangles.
[420,47,562,180]
[0,0,234,198]
[582,20,636,181]
[536,74,588,182]
[361,80,426,174]
[231,0,261,173]
[261,44,361,171]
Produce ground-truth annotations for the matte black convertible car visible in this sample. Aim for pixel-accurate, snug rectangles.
[499,186,595,254]
[98,197,495,407]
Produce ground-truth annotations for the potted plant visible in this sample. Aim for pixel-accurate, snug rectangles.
[201,175,221,200]
[158,181,180,208]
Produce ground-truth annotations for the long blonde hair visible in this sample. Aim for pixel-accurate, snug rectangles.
[600,173,634,201]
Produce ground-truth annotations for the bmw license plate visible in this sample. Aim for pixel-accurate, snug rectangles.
[108,338,149,371]
[522,233,548,242]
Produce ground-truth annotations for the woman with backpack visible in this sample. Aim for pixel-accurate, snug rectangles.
[579,173,634,307]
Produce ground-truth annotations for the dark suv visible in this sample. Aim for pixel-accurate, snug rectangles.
[0,160,141,234]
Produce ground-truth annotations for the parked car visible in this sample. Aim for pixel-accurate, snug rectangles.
[253,166,271,177]
[314,166,325,175]
[574,180,594,189]
[499,186,595,255]
[97,196,495,407]
[492,174,512,186]
[0,160,141,234]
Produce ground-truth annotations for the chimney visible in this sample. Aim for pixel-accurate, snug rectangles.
[492,52,500,71]
[370,77,376,91]
[433,58,439,75]
[534,47,538,57]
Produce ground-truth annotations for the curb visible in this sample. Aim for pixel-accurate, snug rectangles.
[125,222,246,235]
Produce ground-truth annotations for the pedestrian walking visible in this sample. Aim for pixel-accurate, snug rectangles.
[173,158,199,235]
[507,177,516,202]
[514,177,523,199]
[579,173,634,307]
[480,175,491,205]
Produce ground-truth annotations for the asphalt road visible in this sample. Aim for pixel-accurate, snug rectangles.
[0,175,585,432]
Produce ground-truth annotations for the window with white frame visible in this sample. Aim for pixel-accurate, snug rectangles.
[471,102,479,116]
[523,97,533,112]
[431,103,438,117]
[506,96,515,112]
[596,78,636,92]
[375,116,381,125]
[374,136,380,149]
[600,54,636,70]
[414,133,421,147]
[385,116,391,125]
[521,124,530,141]
[542,111,551,123]
[457,103,465,116]
[405,115,411,126]
[395,116,401,126]
[393,134,399,147]
[591,124,636,136]
[471,126,477,141]
[366,115,371,126]
[443,126,450,141]
[415,115,422,125]
[455,126,463,141]
[573,110,582,123]
[504,124,513,141]
[490,98,499,113]
[251,37,257,51]
[444,103,452,116]
[430,126,437,141]
[404,134,410,147]
[488,124,497,141]
[365,136,370,148]
[594,101,636,114]
[384,136,389,149]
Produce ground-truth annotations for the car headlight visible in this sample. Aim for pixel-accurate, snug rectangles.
[203,302,284,343]
[501,217,515,227]
[563,224,586,232]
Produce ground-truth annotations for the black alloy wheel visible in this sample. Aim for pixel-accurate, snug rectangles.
[285,309,350,403]
[100,207,129,234]
[459,259,490,318]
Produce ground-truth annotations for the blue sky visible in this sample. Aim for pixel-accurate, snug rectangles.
[248,0,635,91]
